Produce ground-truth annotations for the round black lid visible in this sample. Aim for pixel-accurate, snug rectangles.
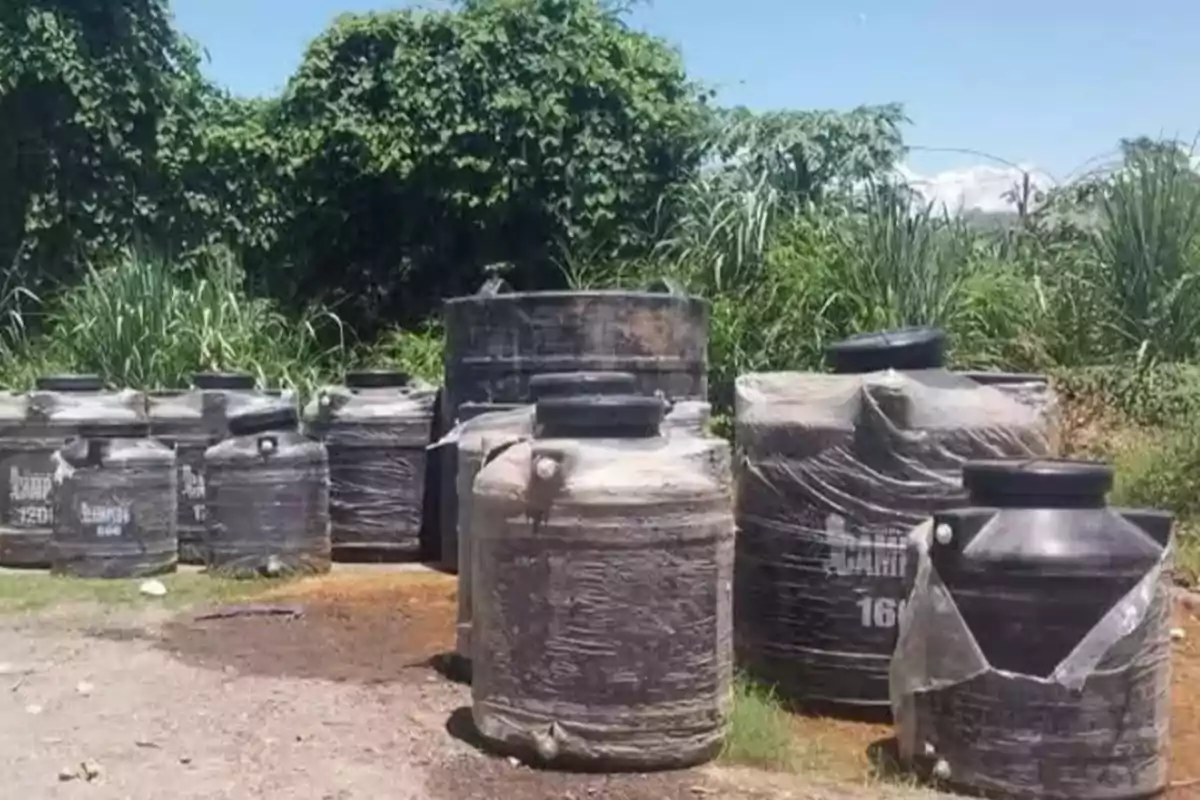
[227,405,299,436]
[193,372,257,390]
[536,395,664,438]
[529,371,638,401]
[824,327,946,374]
[345,370,411,389]
[77,422,150,439]
[36,374,104,392]
[962,458,1113,507]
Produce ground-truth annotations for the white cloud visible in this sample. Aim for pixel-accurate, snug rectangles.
[897,163,1056,215]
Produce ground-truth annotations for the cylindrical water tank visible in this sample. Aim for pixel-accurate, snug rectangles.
[51,422,177,578]
[436,401,524,577]
[146,372,270,564]
[303,371,436,561]
[893,459,1172,800]
[205,404,330,578]
[0,377,143,568]
[734,327,1051,714]
[441,278,709,416]
[472,387,735,770]
[447,371,640,678]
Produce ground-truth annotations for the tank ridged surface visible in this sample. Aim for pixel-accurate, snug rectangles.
[204,404,330,578]
[0,383,146,568]
[304,371,436,561]
[442,282,709,415]
[51,422,177,578]
[733,327,1051,713]
[471,392,734,770]
[893,459,1173,800]
[147,373,277,564]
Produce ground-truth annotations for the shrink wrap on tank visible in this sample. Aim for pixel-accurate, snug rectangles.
[892,521,1172,799]
[733,368,1050,709]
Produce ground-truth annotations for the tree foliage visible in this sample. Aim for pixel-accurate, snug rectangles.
[0,0,197,287]
[267,0,709,330]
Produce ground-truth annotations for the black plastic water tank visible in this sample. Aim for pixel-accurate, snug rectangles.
[436,400,523,577]
[734,327,1050,714]
[146,372,268,564]
[0,381,144,568]
[51,421,178,578]
[441,278,709,416]
[304,371,436,562]
[471,388,734,770]
[204,404,331,578]
[893,459,1172,800]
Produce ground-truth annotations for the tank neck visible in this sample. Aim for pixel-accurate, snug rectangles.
[193,372,256,390]
[535,395,663,439]
[345,370,410,389]
[36,374,104,392]
[824,326,946,374]
[228,406,299,437]
[963,458,1113,509]
[529,371,638,401]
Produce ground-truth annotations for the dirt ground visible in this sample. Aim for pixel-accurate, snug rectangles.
[1,570,1197,799]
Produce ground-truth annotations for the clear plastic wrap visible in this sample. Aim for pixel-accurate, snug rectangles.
[304,384,435,557]
[470,431,735,770]
[733,369,1050,708]
[0,389,147,568]
[204,428,331,579]
[430,405,535,665]
[892,522,1173,799]
[51,438,178,578]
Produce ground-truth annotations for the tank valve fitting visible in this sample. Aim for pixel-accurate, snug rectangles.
[534,457,559,481]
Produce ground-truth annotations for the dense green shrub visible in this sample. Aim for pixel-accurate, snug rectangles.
[265,0,709,331]
[0,0,200,287]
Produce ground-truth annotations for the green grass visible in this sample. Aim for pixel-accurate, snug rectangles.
[0,570,292,613]
[721,675,799,770]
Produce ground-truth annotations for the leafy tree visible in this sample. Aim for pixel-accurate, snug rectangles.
[266,0,709,331]
[0,0,197,286]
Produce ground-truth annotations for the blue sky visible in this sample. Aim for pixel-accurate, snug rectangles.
[172,0,1200,196]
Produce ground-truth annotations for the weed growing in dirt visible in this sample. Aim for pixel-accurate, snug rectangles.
[720,676,798,770]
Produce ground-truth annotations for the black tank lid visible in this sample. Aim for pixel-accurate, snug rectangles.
[345,370,411,389]
[227,405,299,437]
[77,422,150,439]
[529,371,638,400]
[963,458,1113,508]
[36,374,104,392]
[536,395,663,439]
[193,372,257,390]
[824,327,946,374]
